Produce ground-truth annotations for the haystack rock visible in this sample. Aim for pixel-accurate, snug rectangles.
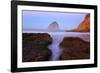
[48,21,59,30]
[76,14,90,32]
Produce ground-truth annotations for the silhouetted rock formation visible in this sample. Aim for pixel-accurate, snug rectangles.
[48,21,59,30]
[22,33,52,62]
[75,14,90,32]
[59,37,90,60]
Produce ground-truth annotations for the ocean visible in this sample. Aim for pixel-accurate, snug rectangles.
[23,30,90,60]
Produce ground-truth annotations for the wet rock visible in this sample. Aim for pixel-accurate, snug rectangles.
[22,48,52,62]
[59,37,90,60]
[23,33,52,45]
[22,33,52,62]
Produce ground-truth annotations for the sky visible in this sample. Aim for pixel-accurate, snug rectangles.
[22,10,88,30]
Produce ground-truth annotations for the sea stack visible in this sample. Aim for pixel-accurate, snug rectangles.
[48,21,59,30]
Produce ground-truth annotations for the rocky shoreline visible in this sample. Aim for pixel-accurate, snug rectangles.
[22,33,90,62]
[59,37,90,60]
[22,33,52,62]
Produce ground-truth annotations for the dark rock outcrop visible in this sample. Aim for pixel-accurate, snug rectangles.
[59,37,90,60]
[22,33,52,62]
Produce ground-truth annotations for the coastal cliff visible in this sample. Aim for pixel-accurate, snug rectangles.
[75,14,90,32]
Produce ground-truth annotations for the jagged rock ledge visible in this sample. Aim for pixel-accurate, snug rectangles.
[59,37,90,60]
[22,33,52,62]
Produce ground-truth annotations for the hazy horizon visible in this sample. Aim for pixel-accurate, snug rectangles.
[22,10,88,31]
